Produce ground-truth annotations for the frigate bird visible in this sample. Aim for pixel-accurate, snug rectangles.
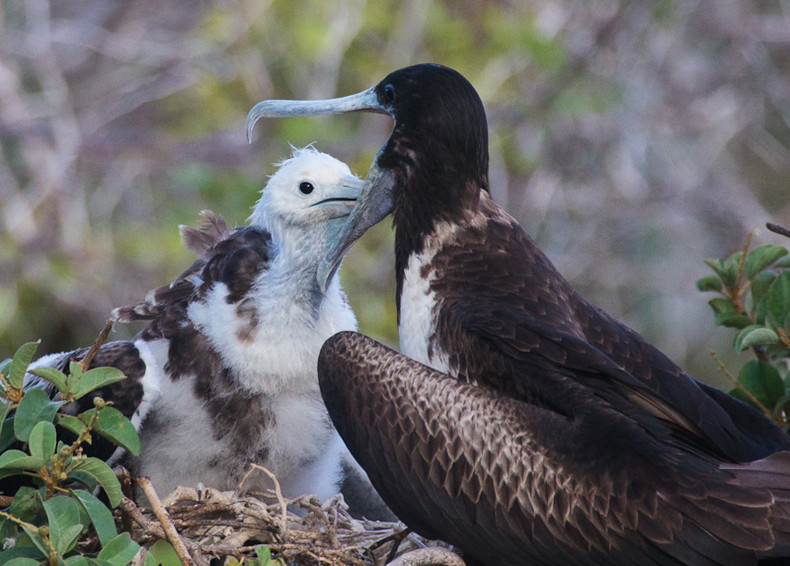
[111,146,366,500]
[247,64,790,564]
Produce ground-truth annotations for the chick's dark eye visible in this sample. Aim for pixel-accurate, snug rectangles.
[383,84,396,104]
[299,182,314,195]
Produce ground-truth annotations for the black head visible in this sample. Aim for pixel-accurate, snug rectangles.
[372,64,490,195]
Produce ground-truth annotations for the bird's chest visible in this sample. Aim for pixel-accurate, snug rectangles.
[398,252,450,373]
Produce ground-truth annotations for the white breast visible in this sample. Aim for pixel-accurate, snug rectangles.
[398,251,450,373]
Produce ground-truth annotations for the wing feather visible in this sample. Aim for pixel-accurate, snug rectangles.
[318,332,790,566]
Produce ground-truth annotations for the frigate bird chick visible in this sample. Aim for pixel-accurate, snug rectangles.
[113,146,363,500]
[249,65,790,565]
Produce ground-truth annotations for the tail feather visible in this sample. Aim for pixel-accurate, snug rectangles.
[180,210,229,257]
[722,451,790,558]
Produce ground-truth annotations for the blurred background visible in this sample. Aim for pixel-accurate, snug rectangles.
[1,0,789,390]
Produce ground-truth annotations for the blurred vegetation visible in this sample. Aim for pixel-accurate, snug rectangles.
[1,0,790,390]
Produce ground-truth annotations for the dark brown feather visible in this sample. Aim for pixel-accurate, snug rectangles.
[319,332,790,566]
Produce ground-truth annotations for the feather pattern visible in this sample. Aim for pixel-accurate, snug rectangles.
[320,332,790,566]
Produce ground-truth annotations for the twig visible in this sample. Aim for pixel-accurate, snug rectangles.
[136,476,196,566]
[239,463,288,538]
[79,319,114,373]
[730,232,753,314]
[366,527,413,564]
[709,350,775,421]
[119,496,166,539]
[767,222,790,239]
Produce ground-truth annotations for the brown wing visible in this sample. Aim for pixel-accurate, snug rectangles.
[427,209,790,462]
[113,211,272,341]
[318,331,790,566]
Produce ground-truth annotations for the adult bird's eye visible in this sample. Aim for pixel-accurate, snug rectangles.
[299,182,314,195]
[383,84,396,104]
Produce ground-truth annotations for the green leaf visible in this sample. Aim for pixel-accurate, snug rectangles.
[43,496,84,555]
[65,557,91,566]
[4,557,44,566]
[20,526,50,560]
[255,544,272,564]
[82,407,140,456]
[72,490,117,547]
[0,402,14,451]
[751,271,777,323]
[721,252,743,289]
[56,414,88,437]
[96,532,140,566]
[69,458,122,508]
[731,360,785,409]
[9,487,44,523]
[67,470,97,492]
[70,368,126,401]
[0,545,44,561]
[704,258,726,278]
[774,254,790,269]
[734,326,780,353]
[28,421,57,462]
[696,275,722,293]
[766,272,790,331]
[15,388,61,442]
[708,297,736,315]
[8,341,41,389]
[716,312,753,329]
[67,362,83,387]
[59,523,85,556]
[29,367,69,394]
[143,540,181,566]
[744,244,788,279]
[0,449,44,473]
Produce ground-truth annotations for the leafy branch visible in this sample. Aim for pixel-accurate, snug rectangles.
[697,223,790,428]
[0,332,140,565]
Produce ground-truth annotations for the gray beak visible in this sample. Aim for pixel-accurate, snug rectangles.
[246,86,388,142]
[245,86,396,292]
[310,175,365,218]
[317,157,395,291]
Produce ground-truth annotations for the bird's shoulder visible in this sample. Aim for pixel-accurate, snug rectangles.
[113,211,274,340]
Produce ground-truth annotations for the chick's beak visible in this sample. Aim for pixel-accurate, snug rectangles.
[245,86,395,292]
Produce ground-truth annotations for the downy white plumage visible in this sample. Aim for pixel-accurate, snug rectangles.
[114,147,364,500]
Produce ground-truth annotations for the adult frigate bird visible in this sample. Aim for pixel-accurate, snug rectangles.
[247,64,790,564]
[109,146,365,500]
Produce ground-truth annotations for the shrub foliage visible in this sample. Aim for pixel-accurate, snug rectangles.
[697,224,790,429]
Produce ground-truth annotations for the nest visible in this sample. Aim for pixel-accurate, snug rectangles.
[117,466,461,566]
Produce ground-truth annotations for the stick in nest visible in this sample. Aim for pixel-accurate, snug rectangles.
[136,476,196,566]
[239,463,288,537]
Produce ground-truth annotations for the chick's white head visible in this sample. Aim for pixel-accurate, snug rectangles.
[249,146,363,244]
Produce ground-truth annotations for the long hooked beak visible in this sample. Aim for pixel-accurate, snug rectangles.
[246,87,388,143]
[246,86,395,292]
